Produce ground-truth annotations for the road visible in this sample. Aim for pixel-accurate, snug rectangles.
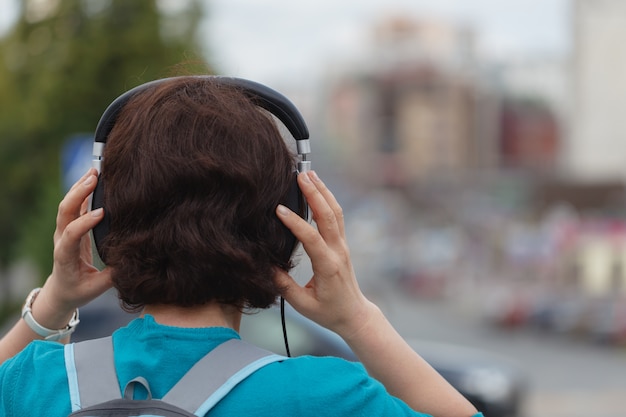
[376,287,626,417]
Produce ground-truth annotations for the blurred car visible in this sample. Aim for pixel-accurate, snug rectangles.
[406,339,527,417]
[71,290,526,417]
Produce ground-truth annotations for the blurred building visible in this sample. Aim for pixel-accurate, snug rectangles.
[499,99,560,171]
[326,66,485,187]
[490,54,568,172]
[567,0,626,182]
[324,16,561,188]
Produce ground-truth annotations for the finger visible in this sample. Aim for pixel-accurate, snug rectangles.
[273,268,317,315]
[68,168,98,194]
[55,173,98,242]
[273,268,298,299]
[297,172,341,244]
[307,171,345,236]
[70,197,94,263]
[276,204,330,262]
[55,208,104,264]
[79,210,95,263]
[80,197,89,216]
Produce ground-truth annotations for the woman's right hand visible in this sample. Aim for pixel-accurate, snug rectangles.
[274,171,479,417]
[273,171,378,340]
[33,168,113,331]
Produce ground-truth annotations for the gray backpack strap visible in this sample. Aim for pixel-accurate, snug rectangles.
[162,339,285,416]
[65,336,120,412]
[123,376,154,400]
[65,337,285,416]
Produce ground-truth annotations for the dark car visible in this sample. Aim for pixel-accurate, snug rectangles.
[70,290,526,417]
[406,339,527,417]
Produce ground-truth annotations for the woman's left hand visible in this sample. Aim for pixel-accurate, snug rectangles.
[35,168,113,330]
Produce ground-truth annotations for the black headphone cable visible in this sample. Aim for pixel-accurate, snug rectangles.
[280,296,291,357]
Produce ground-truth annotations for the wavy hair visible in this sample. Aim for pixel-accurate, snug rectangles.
[100,77,297,311]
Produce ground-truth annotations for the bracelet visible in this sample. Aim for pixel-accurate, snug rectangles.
[21,288,80,341]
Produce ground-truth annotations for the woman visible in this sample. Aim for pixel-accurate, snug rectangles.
[0,76,481,417]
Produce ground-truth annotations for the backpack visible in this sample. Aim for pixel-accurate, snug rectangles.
[64,337,286,416]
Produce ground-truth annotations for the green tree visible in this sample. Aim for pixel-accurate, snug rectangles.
[0,0,210,292]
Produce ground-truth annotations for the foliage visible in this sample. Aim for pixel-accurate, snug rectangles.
[0,0,210,280]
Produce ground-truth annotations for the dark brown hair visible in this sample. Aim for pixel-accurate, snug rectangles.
[100,77,297,311]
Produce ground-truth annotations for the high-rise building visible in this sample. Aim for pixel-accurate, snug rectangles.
[568,0,626,181]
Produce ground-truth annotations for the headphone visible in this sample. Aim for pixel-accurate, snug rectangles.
[89,76,311,265]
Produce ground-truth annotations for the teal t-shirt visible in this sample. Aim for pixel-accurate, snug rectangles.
[0,315,481,416]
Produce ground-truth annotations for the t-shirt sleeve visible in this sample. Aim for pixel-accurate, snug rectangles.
[0,341,71,416]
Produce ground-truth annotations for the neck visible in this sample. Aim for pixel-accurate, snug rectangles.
[142,302,242,331]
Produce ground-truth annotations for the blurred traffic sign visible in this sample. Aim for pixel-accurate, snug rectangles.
[61,134,93,192]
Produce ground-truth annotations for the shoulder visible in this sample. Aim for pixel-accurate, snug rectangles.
[261,356,388,400]
[1,340,66,373]
[247,354,370,388]
[1,341,70,415]
[212,355,427,416]
[263,355,370,390]
[270,354,366,375]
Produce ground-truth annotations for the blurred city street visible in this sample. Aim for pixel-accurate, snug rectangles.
[293,166,626,417]
[381,286,626,417]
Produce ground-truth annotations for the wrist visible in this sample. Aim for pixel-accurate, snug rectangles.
[337,300,384,345]
[21,288,80,341]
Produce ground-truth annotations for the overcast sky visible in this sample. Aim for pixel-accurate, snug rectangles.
[206,0,572,85]
[0,0,572,85]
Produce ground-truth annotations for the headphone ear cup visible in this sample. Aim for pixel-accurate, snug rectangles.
[91,176,110,263]
[279,171,307,265]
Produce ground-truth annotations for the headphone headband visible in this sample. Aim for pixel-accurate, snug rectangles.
[93,76,311,173]
[94,76,309,143]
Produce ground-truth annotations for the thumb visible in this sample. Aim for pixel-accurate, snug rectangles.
[77,267,114,306]
[273,268,320,321]
[273,268,312,310]
[92,267,114,292]
[274,268,298,299]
